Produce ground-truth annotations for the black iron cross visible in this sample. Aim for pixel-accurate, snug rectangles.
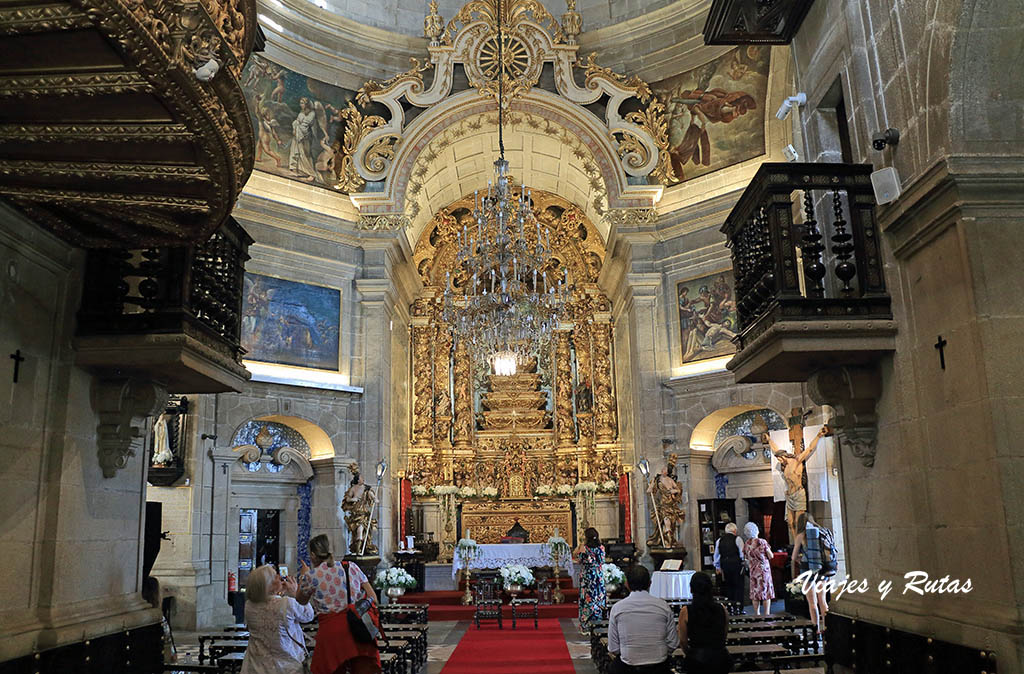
[9,349,25,383]
[934,335,947,370]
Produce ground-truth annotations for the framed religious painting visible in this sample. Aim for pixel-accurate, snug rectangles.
[676,270,738,364]
[240,272,342,372]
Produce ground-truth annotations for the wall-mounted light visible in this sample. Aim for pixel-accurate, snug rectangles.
[775,93,807,120]
[376,459,388,481]
[636,459,650,479]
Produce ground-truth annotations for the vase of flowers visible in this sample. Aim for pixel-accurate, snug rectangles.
[411,484,428,497]
[602,563,625,595]
[547,535,570,604]
[481,486,499,498]
[534,484,554,497]
[499,564,535,595]
[373,567,417,601]
[431,485,458,496]
[456,538,480,605]
[599,479,618,493]
[555,484,573,496]
[458,486,478,499]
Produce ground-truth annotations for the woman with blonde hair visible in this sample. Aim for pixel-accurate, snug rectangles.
[240,564,314,674]
[742,522,775,615]
[297,534,381,674]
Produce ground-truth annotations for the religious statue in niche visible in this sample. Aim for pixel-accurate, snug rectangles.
[762,408,831,542]
[647,454,686,550]
[342,463,378,555]
[147,396,188,486]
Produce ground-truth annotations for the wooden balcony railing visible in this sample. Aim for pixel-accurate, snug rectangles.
[720,162,896,383]
[75,217,253,393]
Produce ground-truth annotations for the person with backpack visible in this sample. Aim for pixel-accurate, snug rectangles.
[791,513,836,633]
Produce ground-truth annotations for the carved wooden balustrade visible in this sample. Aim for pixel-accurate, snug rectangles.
[0,0,261,248]
[75,217,253,393]
[721,163,896,384]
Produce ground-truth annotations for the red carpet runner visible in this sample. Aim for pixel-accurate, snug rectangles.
[439,618,575,674]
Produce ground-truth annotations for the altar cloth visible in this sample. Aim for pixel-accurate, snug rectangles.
[452,543,574,579]
[650,570,696,601]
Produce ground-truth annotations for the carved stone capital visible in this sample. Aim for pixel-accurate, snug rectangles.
[91,378,168,478]
[806,365,882,468]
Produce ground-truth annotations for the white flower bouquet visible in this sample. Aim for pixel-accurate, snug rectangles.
[374,567,417,590]
[459,486,478,498]
[431,485,459,496]
[535,484,554,496]
[555,484,573,496]
[601,563,625,586]
[547,535,570,563]
[411,485,428,496]
[499,563,535,589]
[455,538,480,563]
[785,579,805,597]
[574,481,598,492]
[481,486,499,498]
[599,480,618,493]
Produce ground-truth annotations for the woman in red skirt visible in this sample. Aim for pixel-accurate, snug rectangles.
[297,534,381,674]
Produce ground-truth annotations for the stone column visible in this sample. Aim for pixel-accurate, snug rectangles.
[311,457,353,557]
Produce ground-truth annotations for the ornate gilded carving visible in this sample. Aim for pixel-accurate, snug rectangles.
[579,52,651,102]
[334,103,388,193]
[424,0,443,44]
[452,337,474,447]
[592,322,616,442]
[554,331,575,448]
[0,4,92,35]
[561,0,581,44]
[460,499,572,544]
[602,207,659,229]
[572,324,595,445]
[441,0,565,46]
[359,58,433,104]
[356,214,412,231]
[433,325,453,447]
[412,325,434,445]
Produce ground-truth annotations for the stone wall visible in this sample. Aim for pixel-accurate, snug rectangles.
[0,205,159,662]
[788,1,1024,670]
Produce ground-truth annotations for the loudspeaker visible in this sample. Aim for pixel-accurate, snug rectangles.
[870,166,901,205]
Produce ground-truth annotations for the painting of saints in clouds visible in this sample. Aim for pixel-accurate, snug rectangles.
[242,273,341,371]
[653,46,771,183]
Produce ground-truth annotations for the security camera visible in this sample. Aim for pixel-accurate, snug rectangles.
[775,93,807,121]
[194,58,221,82]
[871,127,900,151]
[782,144,799,162]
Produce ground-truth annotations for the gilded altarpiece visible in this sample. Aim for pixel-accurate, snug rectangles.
[406,191,624,552]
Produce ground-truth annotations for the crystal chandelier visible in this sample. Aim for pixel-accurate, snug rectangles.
[440,0,568,374]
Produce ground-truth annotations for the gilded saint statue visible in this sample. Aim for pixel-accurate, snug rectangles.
[762,408,830,543]
[342,463,377,555]
[646,454,686,549]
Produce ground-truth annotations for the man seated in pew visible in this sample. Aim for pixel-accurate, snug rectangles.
[240,564,314,674]
[607,565,679,673]
[677,573,731,674]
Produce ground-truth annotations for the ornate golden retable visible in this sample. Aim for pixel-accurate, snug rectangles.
[460,499,572,543]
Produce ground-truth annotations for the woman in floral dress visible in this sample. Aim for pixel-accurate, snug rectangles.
[742,522,775,615]
[576,527,606,634]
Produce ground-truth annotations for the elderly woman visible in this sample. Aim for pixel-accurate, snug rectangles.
[713,522,744,605]
[298,534,381,674]
[742,522,775,615]
[240,565,314,674]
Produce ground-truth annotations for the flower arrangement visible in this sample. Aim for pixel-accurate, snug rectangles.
[534,484,554,496]
[555,484,573,496]
[411,485,428,497]
[785,579,805,598]
[546,535,570,563]
[431,485,459,496]
[481,486,499,498]
[599,480,618,493]
[455,538,480,563]
[601,563,626,586]
[459,486,478,498]
[374,567,418,590]
[574,481,598,492]
[499,564,535,589]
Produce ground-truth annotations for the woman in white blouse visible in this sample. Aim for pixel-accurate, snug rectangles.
[240,564,315,674]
